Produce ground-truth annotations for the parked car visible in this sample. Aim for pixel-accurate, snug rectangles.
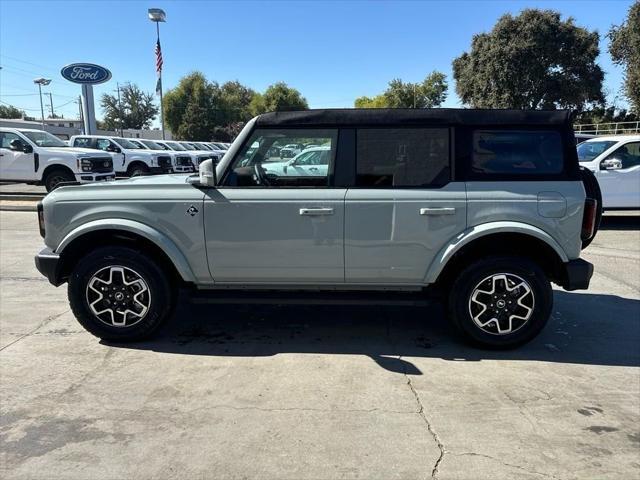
[210,142,229,151]
[69,135,172,177]
[35,109,598,348]
[175,141,222,166]
[279,143,303,158]
[134,139,194,174]
[263,146,331,177]
[577,135,640,209]
[0,128,115,191]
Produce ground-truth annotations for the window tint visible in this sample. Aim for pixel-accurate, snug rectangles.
[577,140,617,162]
[95,139,113,151]
[356,128,449,187]
[0,132,21,149]
[473,130,563,175]
[73,137,92,148]
[225,129,337,187]
[606,142,640,169]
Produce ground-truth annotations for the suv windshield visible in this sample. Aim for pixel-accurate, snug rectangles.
[21,130,67,147]
[113,138,141,149]
[141,140,166,150]
[577,141,617,162]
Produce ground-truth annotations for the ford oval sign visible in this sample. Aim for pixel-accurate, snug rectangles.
[61,63,112,85]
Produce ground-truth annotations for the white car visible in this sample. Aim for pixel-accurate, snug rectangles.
[132,139,194,174]
[0,128,115,191]
[164,141,219,167]
[577,135,640,209]
[279,143,304,159]
[263,146,330,177]
[70,135,172,177]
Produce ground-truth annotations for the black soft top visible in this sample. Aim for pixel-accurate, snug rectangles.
[255,108,573,128]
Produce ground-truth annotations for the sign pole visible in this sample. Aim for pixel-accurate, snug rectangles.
[81,84,96,135]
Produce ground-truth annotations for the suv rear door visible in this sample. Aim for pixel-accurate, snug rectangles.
[344,127,466,284]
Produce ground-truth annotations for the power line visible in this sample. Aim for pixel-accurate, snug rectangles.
[0,55,59,74]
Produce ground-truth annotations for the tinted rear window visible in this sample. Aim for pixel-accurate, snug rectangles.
[472,130,563,175]
[356,128,450,187]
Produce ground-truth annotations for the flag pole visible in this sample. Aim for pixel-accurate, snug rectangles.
[156,21,165,140]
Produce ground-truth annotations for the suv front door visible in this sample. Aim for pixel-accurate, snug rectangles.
[345,127,467,284]
[204,129,346,284]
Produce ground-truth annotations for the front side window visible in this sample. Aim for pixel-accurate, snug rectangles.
[224,129,337,187]
[473,130,563,175]
[96,139,114,151]
[356,128,450,187]
[73,137,92,148]
[577,141,617,162]
[0,132,22,149]
[606,142,640,169]
[20,130,67,147]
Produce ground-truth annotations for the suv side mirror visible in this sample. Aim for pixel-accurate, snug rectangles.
[601,158,622,170]
[198,159,217,187]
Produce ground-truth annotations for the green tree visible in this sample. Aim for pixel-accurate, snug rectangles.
[163,72,221,140]
[609,1,640,113]
[354,72,448,108]
[100,83,158,130]
[250,82,308,115]
[0,104,24,119]
[219,80,256,124]
[452,9,604,110]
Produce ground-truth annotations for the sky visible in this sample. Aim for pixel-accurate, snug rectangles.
[0,0,635,125]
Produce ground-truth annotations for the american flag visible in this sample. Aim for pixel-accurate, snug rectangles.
[155,39,163,74]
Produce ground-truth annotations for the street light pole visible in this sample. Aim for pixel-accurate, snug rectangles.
[33,78,51,130]
[116,82,123,136]
[148,8,167,140]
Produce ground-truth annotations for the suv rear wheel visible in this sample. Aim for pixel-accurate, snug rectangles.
[68,246,175,341]
[448,256,552,349]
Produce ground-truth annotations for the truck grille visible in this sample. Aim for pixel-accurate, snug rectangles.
[177,155,192,166]
[89,157,113,173]
[157,156,172,168]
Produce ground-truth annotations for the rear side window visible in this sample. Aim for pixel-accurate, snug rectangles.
[472,130,563,175]
[356,128,450,187]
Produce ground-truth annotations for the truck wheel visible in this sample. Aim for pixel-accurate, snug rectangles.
[128,164,149,177]
[44,169,74,192]
[448,256,553,349]
[68,246,175,342]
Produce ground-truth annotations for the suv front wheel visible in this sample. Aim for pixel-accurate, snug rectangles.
[68,246,175,341]
[448,256,553,349]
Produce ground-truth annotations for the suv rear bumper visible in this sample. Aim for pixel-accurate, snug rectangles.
[560,258,593,291]
[35,248,63,286]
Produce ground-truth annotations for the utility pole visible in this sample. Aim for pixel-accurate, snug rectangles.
[77,96,84,133]
[47,92,55,118]
[116,82,123,136]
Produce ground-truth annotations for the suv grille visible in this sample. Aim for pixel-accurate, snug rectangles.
[89,157,113,173]
[177,155,192,166]
[157,156,172,168]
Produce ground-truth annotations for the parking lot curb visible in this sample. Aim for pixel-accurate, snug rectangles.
[0,204,37,212]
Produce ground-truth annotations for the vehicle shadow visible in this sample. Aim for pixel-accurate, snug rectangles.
[105,291,640,373]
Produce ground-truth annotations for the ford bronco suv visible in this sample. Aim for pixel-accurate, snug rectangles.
[35,109,599,348]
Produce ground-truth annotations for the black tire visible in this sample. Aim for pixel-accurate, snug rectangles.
[448,255,553,349]
[68,246,175,341]
[127,164,149,177]
[44,169,74,192]
[580,166,602,249]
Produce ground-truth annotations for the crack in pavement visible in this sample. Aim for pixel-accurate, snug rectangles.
[0,309,69,352]
[182,404,420,415]
[451,452,561,479]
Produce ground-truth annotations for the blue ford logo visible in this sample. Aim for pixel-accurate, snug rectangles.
[61,63,112,85]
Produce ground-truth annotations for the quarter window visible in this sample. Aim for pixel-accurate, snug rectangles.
[605,142,640,169]
[356,128,450,187]
[472,130,563,175]
[225,129,337,187]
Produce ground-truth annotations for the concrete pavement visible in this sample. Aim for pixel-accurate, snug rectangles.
[1,211,638,479]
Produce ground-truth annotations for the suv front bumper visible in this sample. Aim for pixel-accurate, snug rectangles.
[560,258,594,291]
[35,247,63,286]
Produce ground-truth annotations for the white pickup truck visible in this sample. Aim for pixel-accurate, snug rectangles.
[0,128,115,191]
[69,135,172,177]
[129,139,194,174]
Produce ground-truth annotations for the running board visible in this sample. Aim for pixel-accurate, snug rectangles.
[188,289,436,306]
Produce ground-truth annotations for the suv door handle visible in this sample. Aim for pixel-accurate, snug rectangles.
[300,208,334,216]
[420,207,456,216]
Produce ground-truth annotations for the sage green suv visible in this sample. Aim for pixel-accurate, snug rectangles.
[35,109,599,348]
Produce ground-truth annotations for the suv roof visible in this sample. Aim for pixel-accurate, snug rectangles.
[582,134,640,142]
[255,108,573,127]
